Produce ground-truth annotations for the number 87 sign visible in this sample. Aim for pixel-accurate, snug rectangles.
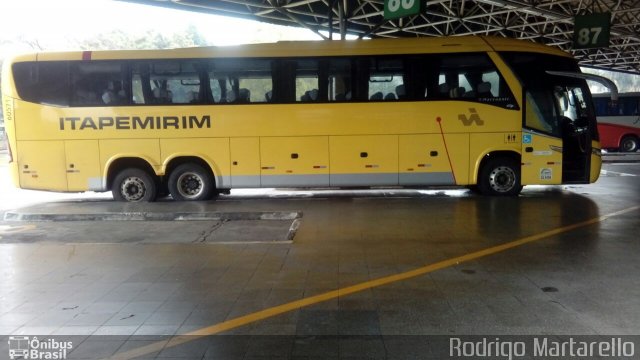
[573,13,611,49]
[384,0,422,20]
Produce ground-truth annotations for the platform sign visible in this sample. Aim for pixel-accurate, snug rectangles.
[573,13,611,49]
[384,0,421,20]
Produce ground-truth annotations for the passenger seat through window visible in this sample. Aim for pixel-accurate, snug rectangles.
[477,82,493,98]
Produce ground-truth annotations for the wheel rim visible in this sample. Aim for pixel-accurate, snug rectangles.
[176,172,204,199]
[120,176,146,202]
[621,138,637,152]
[489,166,516,193]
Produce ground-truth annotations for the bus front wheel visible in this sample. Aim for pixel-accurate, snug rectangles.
[477,157,522,196]
[168,163,215,201]
[112,168,158,202]
[619,135,639,152]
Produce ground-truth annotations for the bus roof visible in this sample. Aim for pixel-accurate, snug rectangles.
[7,36,571,62]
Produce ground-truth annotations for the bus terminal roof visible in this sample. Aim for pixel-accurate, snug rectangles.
[120,0,640,75]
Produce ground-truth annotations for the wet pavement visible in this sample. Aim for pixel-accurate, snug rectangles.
[0,151,639,359]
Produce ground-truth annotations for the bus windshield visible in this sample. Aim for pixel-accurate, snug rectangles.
[554,83,595,130]
[501,52,597,139]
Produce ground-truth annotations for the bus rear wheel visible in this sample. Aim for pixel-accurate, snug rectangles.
[168,163,215,201]
[112,168,157,202]
[619,135,639,152]
[477,157,522,196]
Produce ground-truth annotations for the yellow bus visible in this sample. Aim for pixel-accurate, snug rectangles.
[1,36,610,201]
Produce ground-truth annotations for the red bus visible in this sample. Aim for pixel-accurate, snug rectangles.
[593,92,640,152]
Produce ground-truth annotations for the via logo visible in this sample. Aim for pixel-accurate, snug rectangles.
[458,108,484,126]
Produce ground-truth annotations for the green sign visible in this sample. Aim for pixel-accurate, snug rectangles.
[573,13,611,49]
[384,0,422,20]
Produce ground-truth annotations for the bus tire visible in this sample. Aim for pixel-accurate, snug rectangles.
[619,135,639,152]
[168,163,215,201]
[112,168,157,202]
[477,157,522,196]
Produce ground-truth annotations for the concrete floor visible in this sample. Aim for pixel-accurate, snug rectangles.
[0,153,639,359]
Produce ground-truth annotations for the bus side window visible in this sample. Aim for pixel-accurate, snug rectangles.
[131,60,207,105]
[603,98,620,116]
[238,77,271,103]
[157,61,204,105]
[132,63,154,104]
[209,58,272,104]
[207,73,227,103]
[328,58,351,102]
[367,57,404,102]
[592,97,607,116]
[69,62,127,106]
[620,97,640,116]
[152,82,173,104]
[437,70,459,99]
[101,81,126,105]
[295,59,319,102]
[434,53,515,108]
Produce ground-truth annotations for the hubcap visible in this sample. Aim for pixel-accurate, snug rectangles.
[489,166,516,193]
[120,177,146,201]
[622,139,637,152]
[177,172,204,199]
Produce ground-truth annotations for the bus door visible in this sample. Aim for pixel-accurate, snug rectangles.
[521,80,597,185]
[521,91,564,185]
[553,84,594,183]
[545,71,617,183]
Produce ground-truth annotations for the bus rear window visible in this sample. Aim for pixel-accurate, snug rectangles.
[13,62,70,107]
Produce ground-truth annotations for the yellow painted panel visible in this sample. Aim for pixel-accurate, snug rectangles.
[260,136,329,175]
[329,135,398,174]
[65,140,101,191]
[17,141,67,191]
[444,134,470,185]
[230,137,260,176]
[399,134,451,173]
[36,53,85,61]
[520,131,563,185]
[11,100,521,142]
[100,139,161,176]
